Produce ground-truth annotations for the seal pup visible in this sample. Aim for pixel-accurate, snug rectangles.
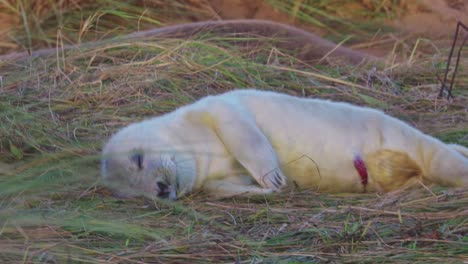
[101,90,468,199]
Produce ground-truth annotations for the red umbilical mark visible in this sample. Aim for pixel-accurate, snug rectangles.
[353,155,368,186]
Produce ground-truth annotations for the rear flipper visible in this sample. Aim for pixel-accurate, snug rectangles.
[365,144,468,192]
[203,179,274,198]
[365,150,423,193]
[428,144,468,187]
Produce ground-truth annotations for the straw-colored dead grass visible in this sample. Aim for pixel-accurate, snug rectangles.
[1,29,467,262]
[0,1,467,263]
[0,0,215,54]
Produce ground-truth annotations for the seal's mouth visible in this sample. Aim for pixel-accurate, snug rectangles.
[156,181,177,200]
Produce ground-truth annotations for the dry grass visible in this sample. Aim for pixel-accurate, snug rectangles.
[1,31,467,263]
[0,1,468,263]
[0,0,215,54]
[2,188,468,263]
[0,0,425,55]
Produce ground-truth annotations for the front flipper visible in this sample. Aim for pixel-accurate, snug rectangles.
[203,179,275,198]
[185,101,287,191]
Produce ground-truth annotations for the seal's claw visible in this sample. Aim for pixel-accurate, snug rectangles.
[263,170,287,190]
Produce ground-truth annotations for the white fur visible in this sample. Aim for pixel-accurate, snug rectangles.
[101,89,468,199]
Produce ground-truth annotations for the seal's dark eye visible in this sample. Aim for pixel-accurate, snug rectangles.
[130,153,144,170]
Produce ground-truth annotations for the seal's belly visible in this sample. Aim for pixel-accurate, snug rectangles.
[275,146,365,192]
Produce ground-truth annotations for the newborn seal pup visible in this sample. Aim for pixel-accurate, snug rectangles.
[101,90,468,199]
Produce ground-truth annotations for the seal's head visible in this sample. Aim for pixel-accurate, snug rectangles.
[101,122,196,200]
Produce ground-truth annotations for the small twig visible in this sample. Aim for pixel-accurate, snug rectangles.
[438,21,468,100]
[446,34,468,99]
